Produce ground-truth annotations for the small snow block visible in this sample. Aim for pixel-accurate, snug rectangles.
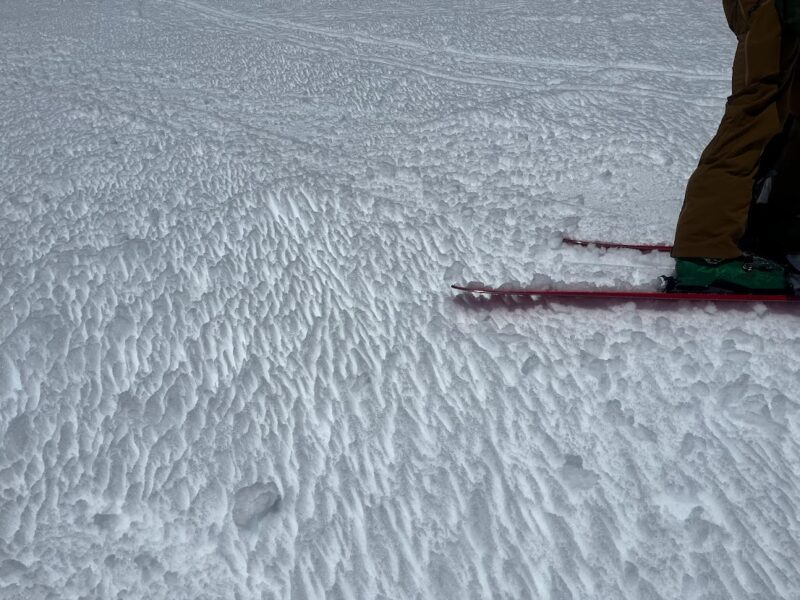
[232,481,281,528]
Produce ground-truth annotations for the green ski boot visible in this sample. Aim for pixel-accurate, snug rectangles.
[674,255,787,294]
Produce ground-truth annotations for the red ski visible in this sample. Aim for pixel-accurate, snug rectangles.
[563,237,673,253]
[451,283,799,303]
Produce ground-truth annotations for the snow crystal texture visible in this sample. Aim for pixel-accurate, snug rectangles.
[2,0,800,598]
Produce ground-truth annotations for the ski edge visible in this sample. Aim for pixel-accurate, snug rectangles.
[562,237,674,253]
[451,284,799,303]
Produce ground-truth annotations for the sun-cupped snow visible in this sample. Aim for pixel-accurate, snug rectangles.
[2,0,800,598]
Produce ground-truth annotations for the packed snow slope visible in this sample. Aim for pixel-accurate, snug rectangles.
[3,0,800,598]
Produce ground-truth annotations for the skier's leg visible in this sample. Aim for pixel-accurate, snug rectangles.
[759,117,800,252]
[769,50,800,209]
[741,35,800,256]
[672,0,787,259]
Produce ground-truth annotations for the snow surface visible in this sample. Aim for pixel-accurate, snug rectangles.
[2,0,800,598]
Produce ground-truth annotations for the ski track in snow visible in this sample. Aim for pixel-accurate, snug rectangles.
[2,0,800,598]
